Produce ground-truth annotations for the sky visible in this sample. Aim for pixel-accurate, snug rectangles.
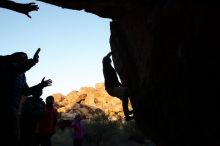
[0,0,111,99]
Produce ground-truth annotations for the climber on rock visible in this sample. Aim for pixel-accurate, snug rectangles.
[102,51,134,121]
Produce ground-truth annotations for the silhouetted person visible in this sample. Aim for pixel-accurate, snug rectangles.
[0,0,39,18]
[35,95,58,146]
[102,52,133,121]
[19,87,49,146]
[71,114,86,146]
[0,48,51,146]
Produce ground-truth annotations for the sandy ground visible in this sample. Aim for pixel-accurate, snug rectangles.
[51,127,153,146]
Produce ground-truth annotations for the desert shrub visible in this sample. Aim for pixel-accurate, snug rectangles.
[84,113,121,146]
[83,113,148,146]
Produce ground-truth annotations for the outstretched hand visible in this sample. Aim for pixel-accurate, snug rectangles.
[40,77,52,88]
[33,48,40,63]
[22,2,39,18]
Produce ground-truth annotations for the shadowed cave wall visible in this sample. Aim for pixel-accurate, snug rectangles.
[109,2,219,145]
[6,0,219,145]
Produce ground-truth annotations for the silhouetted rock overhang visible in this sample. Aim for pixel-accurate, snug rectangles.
[37,0,150,20]
[30,1,220,146]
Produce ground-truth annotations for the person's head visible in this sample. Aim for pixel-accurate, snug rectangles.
[46,96,54,106]
[11,52,28,63]
[75,114,81,121]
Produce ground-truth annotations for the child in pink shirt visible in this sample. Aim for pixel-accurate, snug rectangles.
[71,114,86,146]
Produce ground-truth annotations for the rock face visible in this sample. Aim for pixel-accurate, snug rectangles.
[38,1,220,145]
[53,83,132,121]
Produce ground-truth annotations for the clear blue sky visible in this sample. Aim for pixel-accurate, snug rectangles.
[0,0,111,99]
